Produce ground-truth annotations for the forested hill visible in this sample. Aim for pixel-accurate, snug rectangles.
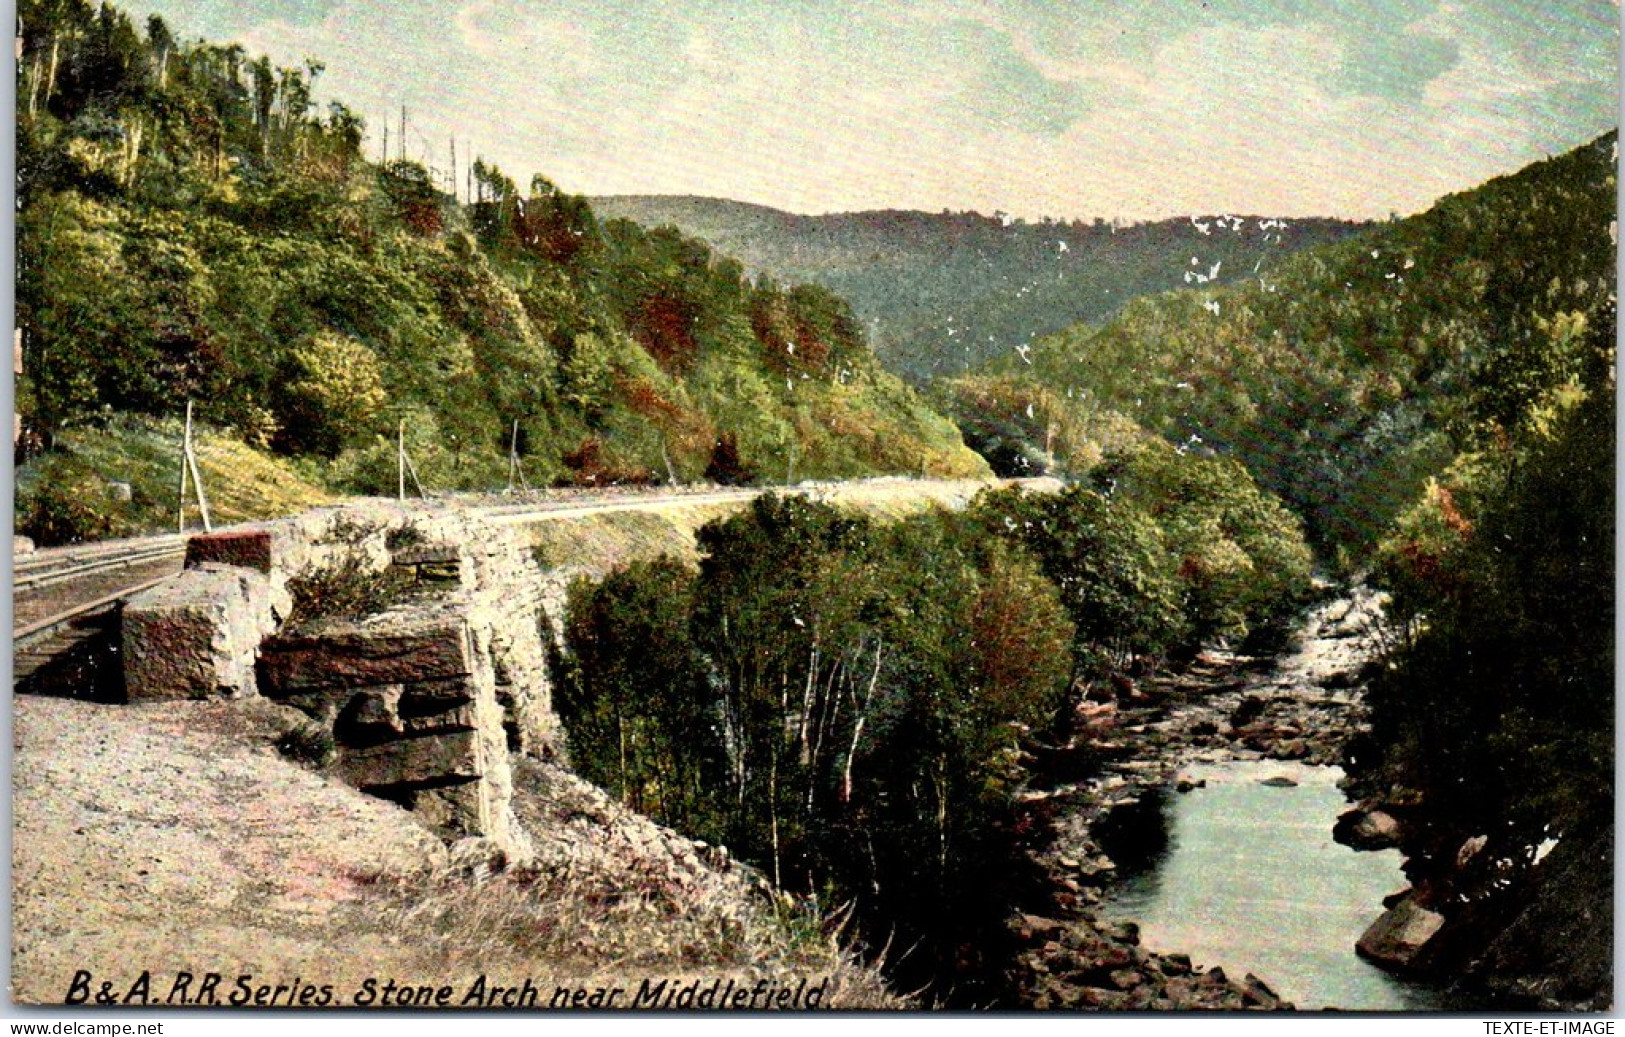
[948,133,1617,559]
[590,195,1369,383]
[15,0,985,538]
[940,134,1615,1006]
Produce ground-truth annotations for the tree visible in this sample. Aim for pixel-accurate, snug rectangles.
[273,330,386,456]
[558,558,720,836]
[561,498,1073,995]
[973,483,1186,673]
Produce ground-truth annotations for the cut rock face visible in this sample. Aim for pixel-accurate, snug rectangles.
[122,563,275,700]
[258,598,530,861]
[122,501,564,862]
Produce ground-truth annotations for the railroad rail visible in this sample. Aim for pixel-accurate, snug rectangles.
[11,477,1056,691]
[14,538,187,592]
[14,572,175,646]
[13,534,192,693]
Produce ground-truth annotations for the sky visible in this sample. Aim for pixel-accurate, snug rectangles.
[131,0,1619,221]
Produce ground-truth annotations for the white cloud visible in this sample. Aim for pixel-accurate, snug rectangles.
[137,0,1618,220]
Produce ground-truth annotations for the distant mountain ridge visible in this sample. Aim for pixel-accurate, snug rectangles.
[950,132,1617,555]
[591,195,1372,383]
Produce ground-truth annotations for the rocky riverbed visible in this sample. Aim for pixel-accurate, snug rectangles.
[1001,588,1389,1010]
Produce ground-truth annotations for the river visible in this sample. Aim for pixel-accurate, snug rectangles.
[1098,759,1452,1011]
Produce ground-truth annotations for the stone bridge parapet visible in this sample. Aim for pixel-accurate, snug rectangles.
[121,499,563,859]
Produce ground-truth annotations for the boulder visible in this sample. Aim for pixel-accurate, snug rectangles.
[1014,914,1067,941]
[1356,895,1446,971]
[1241,973,1282,1009]
[1108,968,1144,991]
[1160,953,1193,976]
[1335,807,1404,850]
[337,729,484,788]
[123,564,275,700]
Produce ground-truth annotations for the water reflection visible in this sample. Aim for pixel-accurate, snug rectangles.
[1099,760,1451,1011]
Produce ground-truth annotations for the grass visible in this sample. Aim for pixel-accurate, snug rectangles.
[354,864,903,1006]
[347,759,909,1009]
[16,415,333,544]
[282,551,421,633]
[526,504,744,574]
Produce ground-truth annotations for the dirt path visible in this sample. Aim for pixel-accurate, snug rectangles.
[10,693,901,1009]
[11,696,450,1005]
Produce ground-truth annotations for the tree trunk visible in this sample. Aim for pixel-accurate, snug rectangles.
[769,752,782,889]
[26,55,41,119]
[617,713,628,806]
[841,641,885,804]
[123,117,145,187]
[44,35,60,109]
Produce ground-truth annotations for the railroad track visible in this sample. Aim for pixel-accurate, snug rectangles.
[14,537,187,592]
[10,477,1058,693]
[14,536,190,695]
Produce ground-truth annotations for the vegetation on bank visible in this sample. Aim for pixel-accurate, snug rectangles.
[939,130,1614,1003]
[1358,297,1614,846]
[16,0,985,547]
[557,446,1313,999]
[16,414,332,543]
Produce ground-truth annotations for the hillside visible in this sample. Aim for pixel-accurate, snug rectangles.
[16,415,334,544]
[950,133,1617,557]
[591,195,1369,383]
[942,134,1616,1007]
[14,0,985,539]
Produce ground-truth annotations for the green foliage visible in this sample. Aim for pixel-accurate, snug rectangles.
[16,449,139,544]
[14,414,333,545]
[970,444,1313,673]
[559,497,1073,993]
[1362,301,1615,837]
[282,551,418,633]
[990,134,1616,564]
[937,373,1149,478]
[15,0,985,502]
[590,196,1370,384]
[972,483,1186,670]
[275,330,387,456]
[1089,442,1315,644]
[558,559,719,838]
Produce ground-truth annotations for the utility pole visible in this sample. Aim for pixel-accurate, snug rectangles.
[506,419,530,493]
[177,401,212,533]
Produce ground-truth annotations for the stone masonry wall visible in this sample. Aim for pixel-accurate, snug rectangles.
[131,499,566,860]
[188,499,564,758]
